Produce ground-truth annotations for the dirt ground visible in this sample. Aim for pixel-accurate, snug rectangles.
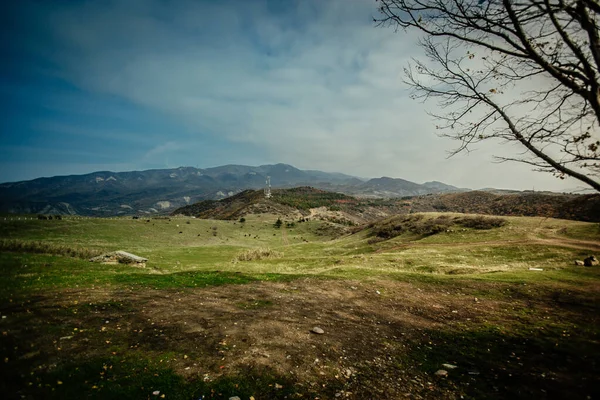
[4,277,600,399]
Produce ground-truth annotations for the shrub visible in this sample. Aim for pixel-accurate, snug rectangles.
[239,217,246,223]
[455,216,507,230]
[234,248,283,262]
[372,214,452,239]
[273,218,282,228]
[369,213,506,240]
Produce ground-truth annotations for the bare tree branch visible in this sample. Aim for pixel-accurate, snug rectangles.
[376,0,600,191]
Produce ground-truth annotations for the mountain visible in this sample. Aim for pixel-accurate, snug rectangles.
[0,163,463,216]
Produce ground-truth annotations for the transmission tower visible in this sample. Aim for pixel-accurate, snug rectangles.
[264,176,272,199]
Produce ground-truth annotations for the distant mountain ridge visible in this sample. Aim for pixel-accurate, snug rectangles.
[0,163,464,216]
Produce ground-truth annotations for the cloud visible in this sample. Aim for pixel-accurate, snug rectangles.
[1,0,584,190]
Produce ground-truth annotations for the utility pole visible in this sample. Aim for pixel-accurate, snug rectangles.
[264,176,272,199]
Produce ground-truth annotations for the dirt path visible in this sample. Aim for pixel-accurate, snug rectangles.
[376,236,600,253]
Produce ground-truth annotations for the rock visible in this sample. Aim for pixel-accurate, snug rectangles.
[575,260,585,266]
[442,363,457,369]
[584,256,598,267]
[311,327,325,334]
[152,391,160,396]
[90,251,148,267]
[434,369,448,377]
[229,397,241,400]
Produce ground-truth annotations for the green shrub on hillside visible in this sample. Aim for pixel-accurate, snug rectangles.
[271,187,355,210]
[455,215,507,229]
[371,214,507,240]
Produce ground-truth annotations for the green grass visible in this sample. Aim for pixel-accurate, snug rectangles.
[1,213,598,295]
[1,212,599,399]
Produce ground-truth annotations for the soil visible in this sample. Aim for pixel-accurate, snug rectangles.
[5,277,600,399]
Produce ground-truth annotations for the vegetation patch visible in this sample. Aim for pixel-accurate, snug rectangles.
[233,247,284,262]
[0,239,104,259]
[271,186,356,210]
[370,214,507,241]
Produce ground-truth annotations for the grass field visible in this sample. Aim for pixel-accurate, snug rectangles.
[0,213,599,399]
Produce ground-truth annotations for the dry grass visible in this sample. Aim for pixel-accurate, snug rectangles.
[0,239,104,259]
[233,247,284,262]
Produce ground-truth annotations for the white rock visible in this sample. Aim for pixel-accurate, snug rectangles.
[311,327,325,334]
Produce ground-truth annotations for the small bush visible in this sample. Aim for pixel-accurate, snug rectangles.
[234,248,283,262]
[239,217,246,223]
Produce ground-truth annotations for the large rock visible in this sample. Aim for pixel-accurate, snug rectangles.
[584,255,598,267]
[90,251,148,266]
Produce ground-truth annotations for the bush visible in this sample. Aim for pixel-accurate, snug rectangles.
[239,217,246,223]
[372,214,452,239]
[370,214,506,240]
[273,218,282,228]
[455,216,507,230]
[233,248,283,262]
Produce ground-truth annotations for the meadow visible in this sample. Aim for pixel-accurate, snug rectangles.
[0,213,599,399]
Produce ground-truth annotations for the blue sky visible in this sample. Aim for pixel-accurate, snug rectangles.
[0,0,583,191]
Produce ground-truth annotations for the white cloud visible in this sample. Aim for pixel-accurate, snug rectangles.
[25,0,584,191]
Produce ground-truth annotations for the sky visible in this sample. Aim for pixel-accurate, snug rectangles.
[0,0,588,191]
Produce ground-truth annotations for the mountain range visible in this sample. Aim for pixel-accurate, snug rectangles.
[0,163,463,216]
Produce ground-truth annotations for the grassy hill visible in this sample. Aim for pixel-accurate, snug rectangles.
[172,187,600,226]
[1,212,599,399]
[408,191,600,222]
[171,187,361,220]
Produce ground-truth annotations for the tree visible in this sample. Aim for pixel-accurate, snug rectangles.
[375,0,600,191]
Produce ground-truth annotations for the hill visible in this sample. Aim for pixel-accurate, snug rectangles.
[0,164,462,216]
[405,191,600,222]
[172,187,363,222]
[173,187,600,224]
